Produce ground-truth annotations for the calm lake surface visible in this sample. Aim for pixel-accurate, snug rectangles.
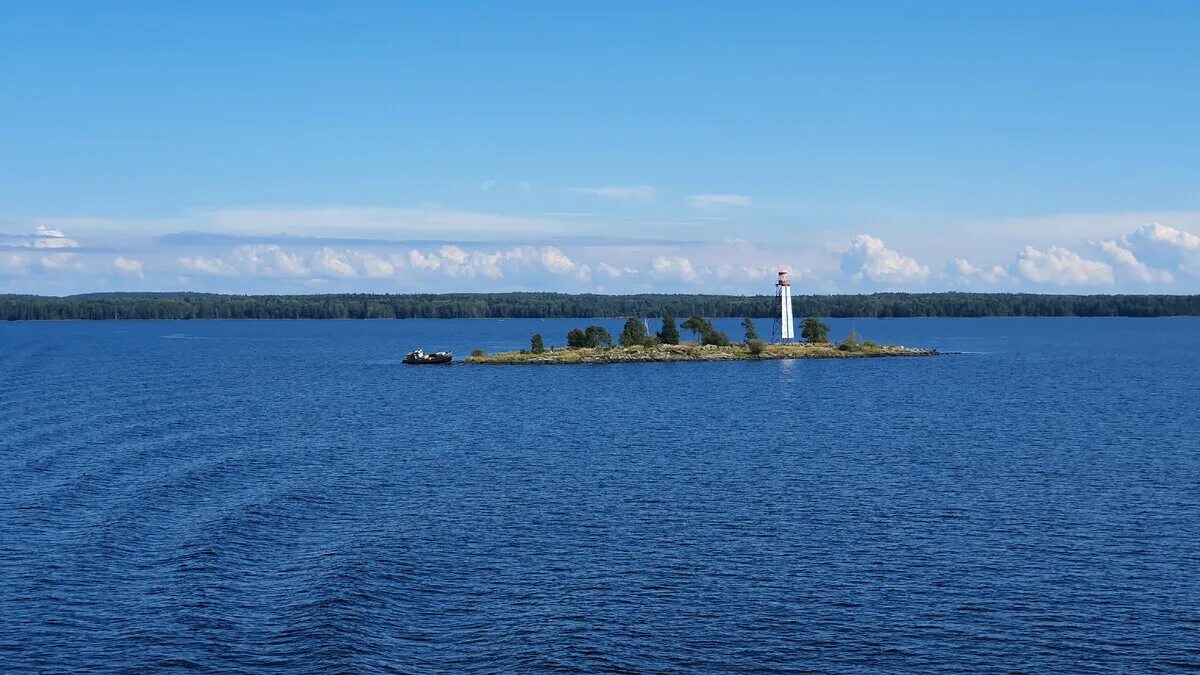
[1,318,1198,673]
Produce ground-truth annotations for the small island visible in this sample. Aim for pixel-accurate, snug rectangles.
[466,316,939,365]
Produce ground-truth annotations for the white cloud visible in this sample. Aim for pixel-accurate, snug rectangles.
[408,249,441,271]
[479,179,497,191]
[310,248,357,278]
[437,245,469,266]
[179,244,309,278]
[1127,222,1200,251]
[569,185,656,200]
[356,252,397,279]
[1016,245,1114,286]
[35,225,67,238]
[948,258,1008,286]
[596,262,638,278]
[434,245,515,279]
[1121,222,1200,278]
[651,256,698,282]
[539,246,575,274]
[687,193,752,208]
[113,256,144,277]
[1097,240,1172,284]
[37,252,81,271]
[841,234,930,284]
[716,263,778,281]
[177,255,227,276]
[0,225,82,249]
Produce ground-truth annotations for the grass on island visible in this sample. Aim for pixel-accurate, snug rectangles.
[466,340,932,364]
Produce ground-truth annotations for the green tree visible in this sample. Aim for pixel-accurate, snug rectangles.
[742,317,759,342]
[657,315,680,345]
[584,325,613,349]
[681,315,709,340]
[530,333,545,353]
[801,316,830,343]
[680,315,731,346]
[619,317,649,347]
[566,328,589,348]
[747,338,766,355]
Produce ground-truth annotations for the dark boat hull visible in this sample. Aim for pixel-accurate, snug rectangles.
[403,354,452,364]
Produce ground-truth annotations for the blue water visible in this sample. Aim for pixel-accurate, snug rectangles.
[1,318,1198,672]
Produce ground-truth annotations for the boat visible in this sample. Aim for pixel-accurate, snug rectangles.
[403,348,453,365]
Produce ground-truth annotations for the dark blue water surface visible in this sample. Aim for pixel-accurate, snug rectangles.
[1,318,1198,673]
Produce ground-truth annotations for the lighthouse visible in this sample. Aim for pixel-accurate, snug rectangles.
[776,270,795,341]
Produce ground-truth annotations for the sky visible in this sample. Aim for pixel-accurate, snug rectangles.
[2,2,1198,295]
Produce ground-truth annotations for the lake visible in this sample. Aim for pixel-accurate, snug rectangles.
[1,318,1197,672]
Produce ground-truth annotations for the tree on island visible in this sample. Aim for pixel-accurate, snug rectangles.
[681,316,731,346]
[585,325,613,349]
[657,315,680,345]
[566,328,588,348]
[681,316,707,341]
[566,325,613,348]
[530,333,545,353]
[742,317,759,342]
[619,317,649,347]
[801,316,830,343]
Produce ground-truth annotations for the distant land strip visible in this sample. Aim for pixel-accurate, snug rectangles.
[3,292,1200,320]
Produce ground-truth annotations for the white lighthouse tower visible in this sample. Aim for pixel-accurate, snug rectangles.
[776,269,795,341]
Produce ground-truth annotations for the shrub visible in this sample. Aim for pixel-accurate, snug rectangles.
[702,328,731,346]
[747,339,766,355]
[531,333,545,353]
[470,348,486,357]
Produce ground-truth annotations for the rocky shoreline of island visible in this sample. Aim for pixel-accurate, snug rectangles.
[466,342,939,364]
[464,316,939,365]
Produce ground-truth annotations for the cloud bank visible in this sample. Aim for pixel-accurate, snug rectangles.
[2,215,1199,295]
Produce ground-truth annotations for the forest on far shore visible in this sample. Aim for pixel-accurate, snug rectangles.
[2,292,1199,320]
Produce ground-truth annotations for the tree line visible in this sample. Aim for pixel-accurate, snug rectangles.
[525,315,837,355]
[526,315,734,353]
[2,291,1199,321]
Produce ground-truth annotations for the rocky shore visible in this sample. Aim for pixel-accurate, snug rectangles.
[466,342,939,364]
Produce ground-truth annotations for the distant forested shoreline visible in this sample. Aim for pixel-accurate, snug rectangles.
[2,292,1199,320]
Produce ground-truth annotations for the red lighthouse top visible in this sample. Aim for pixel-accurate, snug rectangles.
[777,269,790,287]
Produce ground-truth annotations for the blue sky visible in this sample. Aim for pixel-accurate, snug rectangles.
[2,2,1198,294]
